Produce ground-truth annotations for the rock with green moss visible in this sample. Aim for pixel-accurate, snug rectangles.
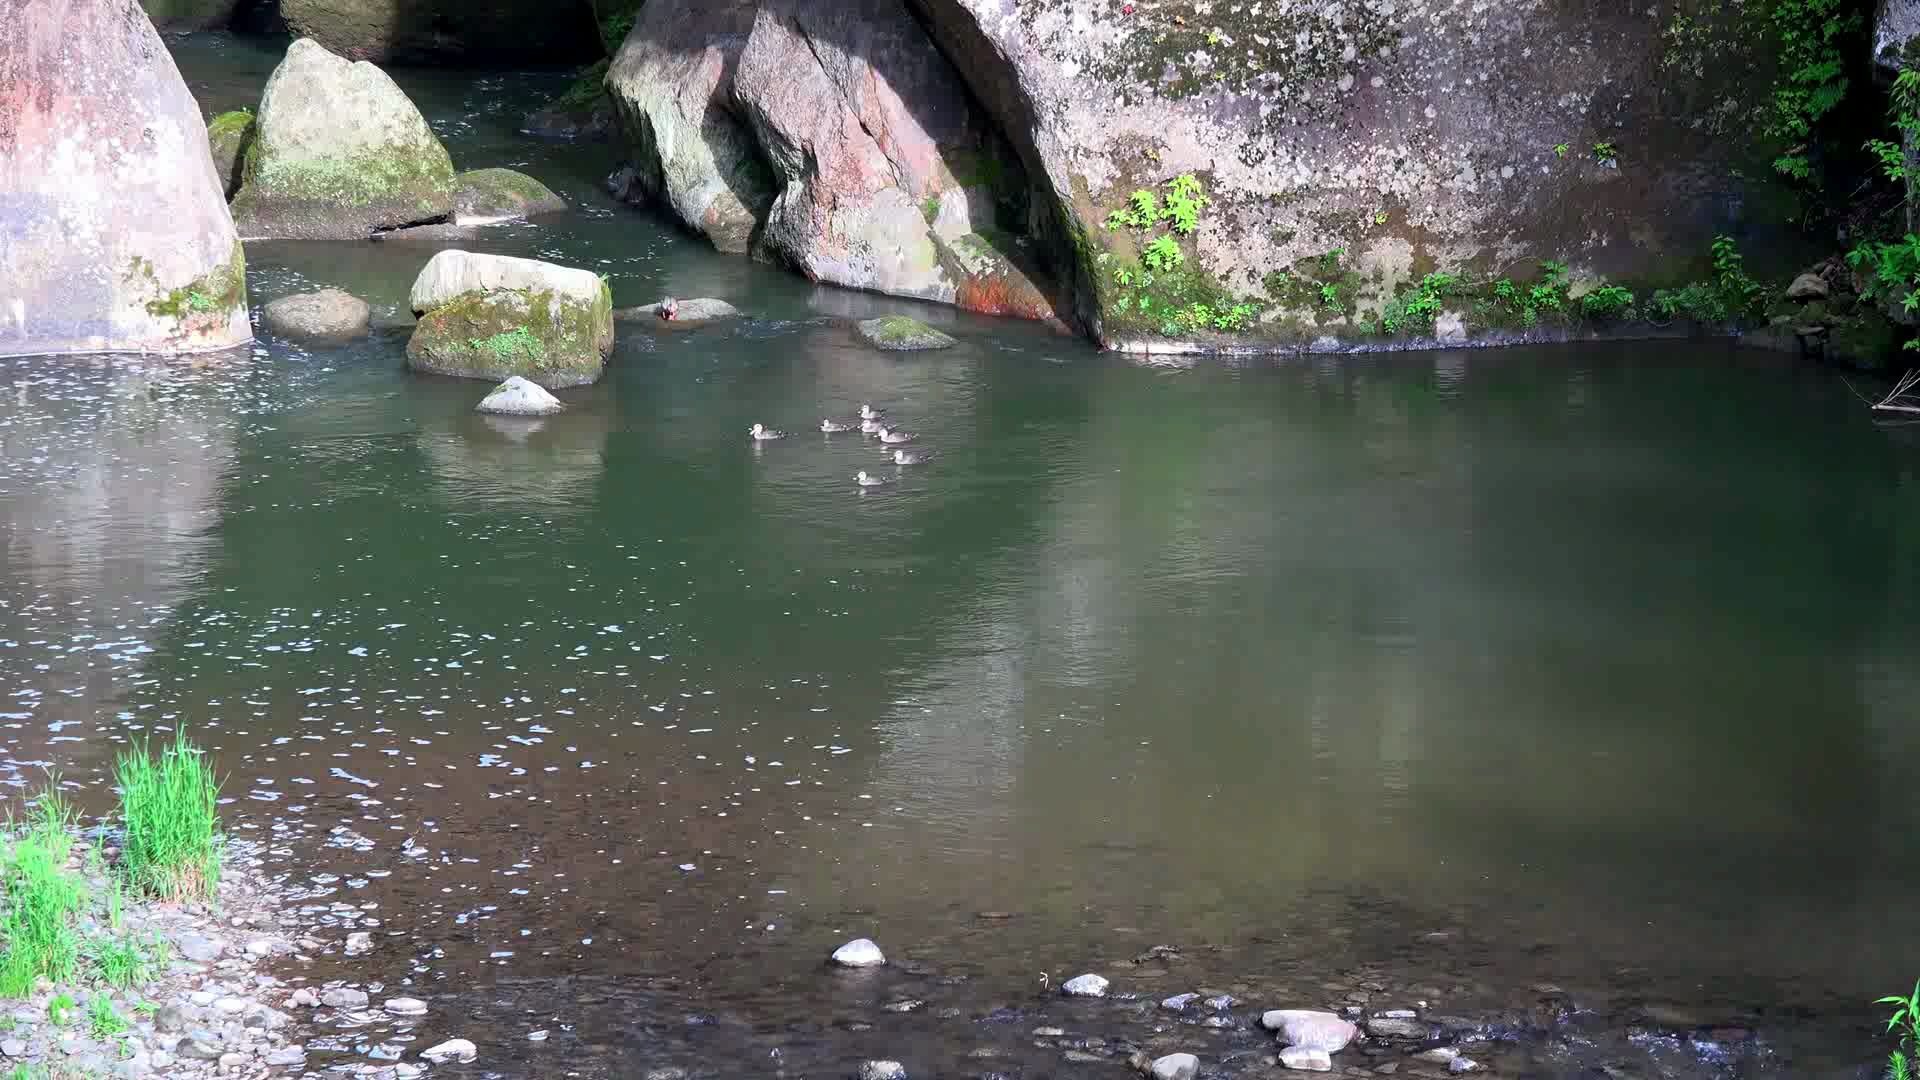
[230,38,457,240]
[2,0,249,357]
[207,110,256,200]
[406,251,614,387]
[856,316,955,352]
[453,169,568,224]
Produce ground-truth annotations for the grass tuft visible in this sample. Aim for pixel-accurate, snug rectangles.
[85,993,127,1040]
[115,730,222,902]
[0,789,85,997]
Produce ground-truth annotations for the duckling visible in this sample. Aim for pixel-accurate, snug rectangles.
[749,423,788,441]
[855,470,890,487]
[859,404,883,420]
[860,417,884,434]
[820,418,856,433]
[876,426,916,444]
[891,448,933,465]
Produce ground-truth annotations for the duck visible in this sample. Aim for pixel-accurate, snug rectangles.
[859,404,883,420]
[860,417,884,434]
[658,296,680,322]
[749,423,788,441]
[820,418,856,433]
[855,470,890,488]
[876,426,916,444]
[891,448,933,465]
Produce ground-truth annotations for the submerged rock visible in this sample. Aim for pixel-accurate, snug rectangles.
[1,0,250,358]
[1364,1016,1430,1040]
[230,38,457,240]
[831,939,886,968]
[1060,974,1109,998]
[407,251,615,388]
[614,298,742,325]
[1149,1052,1199,1080]
[422,1038,478,1064]
[207,110,257,200]
[453,168,568,224]
[1261,1010,1357,1053]
[260,289,370,342]
[476,376,565,417]
[856,316,954,351]
[857,1062,907,1080]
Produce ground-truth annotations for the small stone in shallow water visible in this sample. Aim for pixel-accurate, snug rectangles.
[422,1038,478,1063]
[881,999,925,1013]
[832,939,886,968]
[384,997,428,1016]
[858,1061,907,1080]
[1150,1052,1199,1080]
[476,376,564,417]
[264,1046,307,1066]
[321,987,368,1009]
[1364,1017,1429,1040]
[1262,1010,1357,1053]
[1160,992,1200,1011]
[1061,974,1109,998]
[288,989,317,1008]
[246,939,275,957]
[1203,995,1239,1010]
[528,1030,548,1041]
[345,932,373,956]
[1279,1046,1333,1071]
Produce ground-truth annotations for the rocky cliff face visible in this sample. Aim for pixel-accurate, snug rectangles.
[602,0,1797,348]
[2,0,250,357]
[606,0,1064,322]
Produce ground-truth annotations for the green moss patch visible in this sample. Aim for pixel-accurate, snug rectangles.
[407,286,611,387]
[140,240,247,324]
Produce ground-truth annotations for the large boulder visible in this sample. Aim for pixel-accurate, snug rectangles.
[905,0,1804,348]
[280,0,600,64]
[230,38,457,240]
[607,0,1059,321]
[1,0,250,358]
[406,250,613,388]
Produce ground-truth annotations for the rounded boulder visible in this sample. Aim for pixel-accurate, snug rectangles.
[261,289,371,342]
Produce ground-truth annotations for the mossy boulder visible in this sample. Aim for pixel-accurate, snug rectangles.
[230,38,457,240]
[406,251,614,388]
[453,169,568,224]
[856,316,954,351]
[206,110,256,200]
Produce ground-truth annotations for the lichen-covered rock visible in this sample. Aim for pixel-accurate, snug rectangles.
[280,0,599,63]
[261,288,370,341]
[230,38,457,240]
[1878,0,1920,73]
[206,109,256,200]
[907,0,1803,348]
[140,0,239,28]
[406,250,613,388]
[453,168,568,224]
[607,0,1059,322]
[1,0,250,357]
[856,316,954,351]
[476,376,564,416]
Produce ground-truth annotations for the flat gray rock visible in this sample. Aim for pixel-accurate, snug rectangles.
[614,298,742,325]
[1151,1053,1199,1080]
[856,315,954,351]
[261,288,370,342]
[1279,1046,1333,1072]
[476,376,564,416]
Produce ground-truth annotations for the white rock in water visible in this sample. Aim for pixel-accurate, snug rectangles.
[384,997,428,1016]
[345,932,373,956]
[1151,1052,1199,1080]
[832,938,886,968]
[1160,992,1200,1011]
[422,1039,477,1064]
[476,376,564,416]
[1279,1046,1333,1072]
[1262,1009,1358,1052]
[857,1062,907,1080]
[1061,974,1108,998]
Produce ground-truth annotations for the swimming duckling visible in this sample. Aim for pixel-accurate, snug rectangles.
[891,448,933,465]
[749,423,788,441]
[876,426,916,444]
[860,417,884,434]
[859,404,883,420]
[855,470,890,487]
[820,418,856,433]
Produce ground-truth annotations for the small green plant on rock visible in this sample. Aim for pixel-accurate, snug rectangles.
[86,994,126,1040]
[1867,70,1920,184]
[46,993,75,1027]
[1553,143,1570,158]
[1592,142,1617,163]
[1379,272,1458,334]
[1142,234,1184,272]
[1579,284,1636,319]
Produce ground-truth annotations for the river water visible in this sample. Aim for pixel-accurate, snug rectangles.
[1,30,1917,1079]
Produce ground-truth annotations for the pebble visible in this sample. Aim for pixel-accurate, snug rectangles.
[1279,1046,1333,1072]
[858,1061,907,1080]
[322,987,369,1009]
[213,997,247,1015]
[1160,993,1200,1011]
[1203,995,1239,1010]
[188,991,216,1007]
[832,939,886,968]
[245,939,274,957]
[384,997,428,1016]
[422,1038,478,1064]
[288,989,318,1008]
[1061,974,1109,998]
[345,932,374,956]
[150,1051,175,1069]
[218,1052,248,1069]
[528,1030,549,1042]
[0,1039,22,1058]
[1150,1052,1199,1080]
